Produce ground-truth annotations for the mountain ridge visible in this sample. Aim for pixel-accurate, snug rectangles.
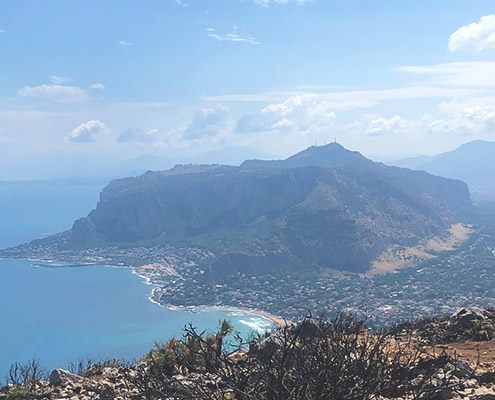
[64,143,472,275]
[391,140,495,202]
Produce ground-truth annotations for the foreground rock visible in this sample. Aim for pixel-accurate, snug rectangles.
[0,365,135,400]
[3,356,495,400]
[3,310,495,399]
[49,369,85,386]
[397,307,495,344]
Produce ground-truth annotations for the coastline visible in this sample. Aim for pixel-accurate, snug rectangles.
[207,305,286,327]
[0,257,284,378]
[129,263,287,327]
[147,287,286,328]
[6,256,286,329]
[130,263,286,327]
[162,303,285,328]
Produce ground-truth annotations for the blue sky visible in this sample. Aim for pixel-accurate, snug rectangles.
[1,0,495,178]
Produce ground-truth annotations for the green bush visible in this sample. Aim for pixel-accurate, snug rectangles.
[6,385,30,399]
[145,319,234,375]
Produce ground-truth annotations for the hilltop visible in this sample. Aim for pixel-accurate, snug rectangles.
[240,142,372,169]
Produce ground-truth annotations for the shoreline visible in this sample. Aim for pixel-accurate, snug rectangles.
[131,263,287,327]
[3,257,286,329]
[207,305,286,327]
[148,287,286,327]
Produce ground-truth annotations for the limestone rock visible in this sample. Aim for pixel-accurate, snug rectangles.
[49,369,85,386]
[451,308,494,325]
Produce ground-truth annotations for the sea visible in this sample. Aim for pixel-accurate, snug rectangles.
[0,180,273,378]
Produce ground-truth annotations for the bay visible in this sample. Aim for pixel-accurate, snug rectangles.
[0,181,272,377]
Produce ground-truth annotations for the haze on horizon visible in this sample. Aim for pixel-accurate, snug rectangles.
[1,0,495,179]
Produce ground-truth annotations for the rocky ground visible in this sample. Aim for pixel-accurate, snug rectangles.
[1,366,137,400]
[398,307,495,345]
[2,363,495,400]
[4,308,495,399]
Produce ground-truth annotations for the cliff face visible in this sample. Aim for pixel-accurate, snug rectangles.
[71,143,472,274]
[81,166,321,242]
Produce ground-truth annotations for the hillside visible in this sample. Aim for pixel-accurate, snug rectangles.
[64,143,471,275]
[392,140,495,202]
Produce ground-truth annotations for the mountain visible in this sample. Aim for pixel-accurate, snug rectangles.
[67,143,471,275]
[241,143,371,169]
[391,140,495,202]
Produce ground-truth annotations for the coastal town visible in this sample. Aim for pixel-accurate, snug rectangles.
[150,222,495,325]
[3,220,495,327]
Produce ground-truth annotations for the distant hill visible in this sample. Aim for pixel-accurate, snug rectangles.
[391,140,495,202]
[66,143,471,275]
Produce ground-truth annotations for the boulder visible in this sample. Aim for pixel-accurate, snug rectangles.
[451,308,494,326]
[294,320,321,338]
[49,369,85,386]
[453,359,475,379]
[250,330,286,360]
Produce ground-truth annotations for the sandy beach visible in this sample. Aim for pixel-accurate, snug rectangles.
[148,287,286,328]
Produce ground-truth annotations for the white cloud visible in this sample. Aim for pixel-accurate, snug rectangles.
[207,28,260,45]
[271,118,294,129]
[119,40,132,47]
[18,84,90,103]
[429,104,495,135]
[0,28,6,33]
[449,15,495,52]
[398,62,495,87]
[360,100,495,139]
[50,76,74,85]
[89,83,105,90]
[183,106,230,140]
[236,94,336,136]
[253,0,311,6]
[366,116,413,136]
[69,120,109,143]
[174,0,188,6]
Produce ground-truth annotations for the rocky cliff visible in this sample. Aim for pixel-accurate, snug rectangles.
[70,143,472,274]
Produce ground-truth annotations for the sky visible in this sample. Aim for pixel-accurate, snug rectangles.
[1,0,495,179]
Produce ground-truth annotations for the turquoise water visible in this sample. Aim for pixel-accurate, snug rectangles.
[0,181,272,377]
[0,259,271,377]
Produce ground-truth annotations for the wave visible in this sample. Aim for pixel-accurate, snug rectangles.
[238,317,274,333]
[226,311,245,317]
